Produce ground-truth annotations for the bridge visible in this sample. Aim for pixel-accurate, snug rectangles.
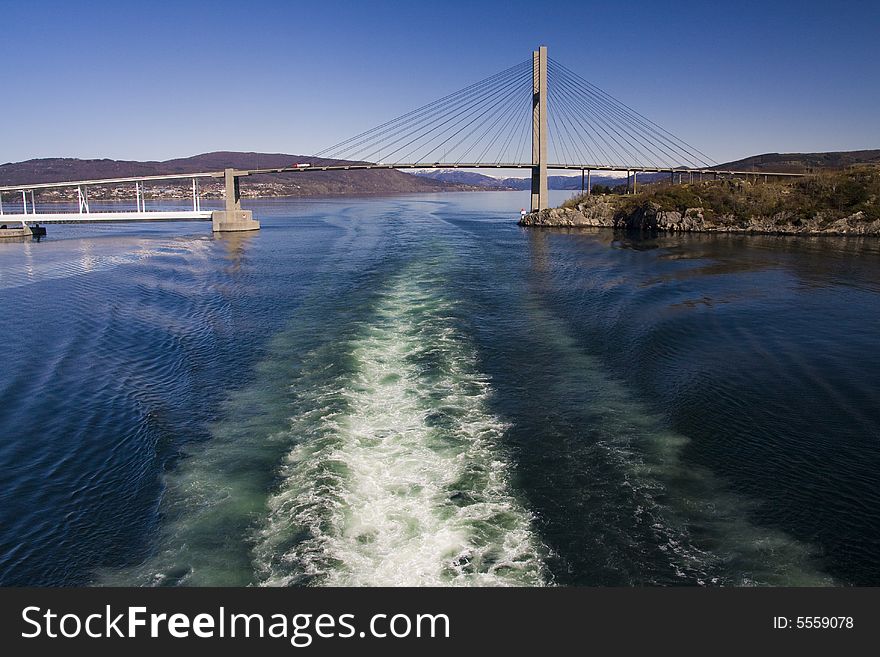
[0,46,803,235]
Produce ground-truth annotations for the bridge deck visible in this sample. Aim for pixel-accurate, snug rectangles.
[235,163,806,178]
[0,163,804,194]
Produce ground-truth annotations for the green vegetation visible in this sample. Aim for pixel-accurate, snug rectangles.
[563,166,880,223]
[586,184,614,195]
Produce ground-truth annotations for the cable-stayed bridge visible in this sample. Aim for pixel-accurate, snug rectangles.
[0,46,802,235]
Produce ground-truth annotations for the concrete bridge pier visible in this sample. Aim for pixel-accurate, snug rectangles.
[212,168,260,232]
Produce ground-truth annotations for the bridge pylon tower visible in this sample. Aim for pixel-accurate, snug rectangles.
[530,45,548,212]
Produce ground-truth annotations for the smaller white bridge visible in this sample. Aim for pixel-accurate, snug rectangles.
[0,172,215,225]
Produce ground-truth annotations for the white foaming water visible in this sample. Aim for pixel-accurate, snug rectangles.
[254,267,545,586]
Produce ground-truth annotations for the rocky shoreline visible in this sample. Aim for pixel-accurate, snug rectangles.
[520,197,880,236]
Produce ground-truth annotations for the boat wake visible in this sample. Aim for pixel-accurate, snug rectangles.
[254,263,545,586]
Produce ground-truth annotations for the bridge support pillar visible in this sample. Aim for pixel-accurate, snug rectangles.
[530,45,548,212]
[212,168,260,232]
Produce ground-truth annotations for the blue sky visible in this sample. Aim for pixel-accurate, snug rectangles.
[2,0,878,164]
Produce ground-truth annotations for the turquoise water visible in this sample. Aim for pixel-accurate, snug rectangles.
[1,192,879,586]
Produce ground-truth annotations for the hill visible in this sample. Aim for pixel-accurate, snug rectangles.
[0,152,481,198]
[714,149,880,173]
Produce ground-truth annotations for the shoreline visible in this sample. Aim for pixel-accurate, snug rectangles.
[520,197,880,237]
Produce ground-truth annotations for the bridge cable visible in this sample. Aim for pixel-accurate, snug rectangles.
[317,60,532,164]
[461,84,531,165]
[426,71,531,164]
[549,82,602,165]
[384,66,531,164]
[340,64,530,164]
[330,65,527,163]
[551,58,715,167]
[551,69,650,167]
[549,79,613,165]
[474,87,529,165]
[551,63,690,168]
[317,63,528,162]
[314,60,531,159]
[552,63,678,168]
[494,91,531,165]
[553,66,684,168]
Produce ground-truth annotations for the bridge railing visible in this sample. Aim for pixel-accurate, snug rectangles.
[0,171,222,222]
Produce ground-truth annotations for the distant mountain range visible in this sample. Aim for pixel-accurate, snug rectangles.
[412,169,625,190]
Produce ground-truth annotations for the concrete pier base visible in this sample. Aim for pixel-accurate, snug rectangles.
[0,224,33,238]
[213,168,260,232]
[211,210,260,232]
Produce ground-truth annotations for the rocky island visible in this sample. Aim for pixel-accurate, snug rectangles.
[521,166,880,236]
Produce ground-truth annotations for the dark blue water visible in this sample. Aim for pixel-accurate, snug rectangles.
[1,192,879,586]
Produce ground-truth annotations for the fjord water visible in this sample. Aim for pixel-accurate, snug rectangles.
[1,192,879,586]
